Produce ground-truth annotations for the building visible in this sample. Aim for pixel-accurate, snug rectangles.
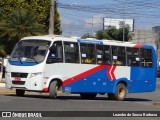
[132,29,156,48]
[152,26,160,62]
[132,29,159,62]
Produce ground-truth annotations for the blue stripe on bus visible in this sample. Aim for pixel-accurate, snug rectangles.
[9,61,40,66]
[62,67,114,93]
[142,45,154,49]
[62,65,156,93]
[62,66,129,93]
[77,39,103,44]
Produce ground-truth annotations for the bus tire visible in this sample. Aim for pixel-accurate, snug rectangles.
[80,93,97,99]
[114,83,127,101]
[49,81,58,99]
[16,89,25,96]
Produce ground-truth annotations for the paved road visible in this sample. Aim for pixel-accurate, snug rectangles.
[0,80,160,120]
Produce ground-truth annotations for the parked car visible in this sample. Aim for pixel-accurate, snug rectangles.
[157,66,160,78]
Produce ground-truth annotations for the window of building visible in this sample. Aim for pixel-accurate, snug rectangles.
[81,43,95,64]
[64,42,79,63]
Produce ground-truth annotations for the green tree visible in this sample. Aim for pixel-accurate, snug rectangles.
[118,21,130,41]
[118,27,129,41]
[95,30,110,40]
[81,33,95,39]
[0,9,45,54]
[0,9,45,40]
[0,45,6,57]
[0,0,61,34]
[95,25,133,41]
[54,2,62,34]
[107,27,119,40]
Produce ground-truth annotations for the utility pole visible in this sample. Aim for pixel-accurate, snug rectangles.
[49,0,55,34]
[91,17,93,35]
[123,0,125,42]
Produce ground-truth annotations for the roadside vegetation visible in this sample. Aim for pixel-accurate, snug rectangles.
[0,0,61,56]
[81,22,134,42]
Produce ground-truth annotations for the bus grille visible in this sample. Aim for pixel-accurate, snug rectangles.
[12,81,25,85]
[11,72,28,78]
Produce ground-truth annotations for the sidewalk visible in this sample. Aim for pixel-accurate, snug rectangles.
[0,82,68,96]
[0,83,5,87]
[0,83,15,94]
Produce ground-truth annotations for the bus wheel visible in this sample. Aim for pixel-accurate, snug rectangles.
[80,93,97,99]
[115,83,127,101]
[16,89,25,96]
[49,81,58,99]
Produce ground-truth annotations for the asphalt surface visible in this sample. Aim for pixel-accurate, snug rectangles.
[0,80,160,120]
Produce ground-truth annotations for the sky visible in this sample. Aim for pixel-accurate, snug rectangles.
[57,0,160,37]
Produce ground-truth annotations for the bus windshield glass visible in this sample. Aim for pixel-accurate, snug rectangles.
[9,40,51,63]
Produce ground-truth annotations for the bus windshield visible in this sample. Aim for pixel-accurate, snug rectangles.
[9,40,51,63]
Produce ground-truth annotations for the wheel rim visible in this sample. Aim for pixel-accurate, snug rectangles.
[118,87,125,98]
[55,85,58,96]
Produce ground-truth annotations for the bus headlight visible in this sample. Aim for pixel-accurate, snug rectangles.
[30,72,43,78]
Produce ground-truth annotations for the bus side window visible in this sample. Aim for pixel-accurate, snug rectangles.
[64,42,79,63]
[96,45,111,64]
[140,48,152,67]
[112,46,125,66]
[96,45,104,64]
[126,48,140,66]
[47,41,63,63]
[80,43,95,64]
[103,45,111,64]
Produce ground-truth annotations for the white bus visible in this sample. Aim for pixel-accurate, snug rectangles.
[5,35,157,101]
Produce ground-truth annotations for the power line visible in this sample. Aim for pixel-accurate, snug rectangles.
[57,2,160,18]
[57,0,160,39]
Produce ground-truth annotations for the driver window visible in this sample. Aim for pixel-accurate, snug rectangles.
[47,41,63,64]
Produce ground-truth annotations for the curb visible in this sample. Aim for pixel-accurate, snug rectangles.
[0,83,5,87]
[153,102,160,106]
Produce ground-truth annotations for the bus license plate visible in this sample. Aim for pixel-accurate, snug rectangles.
[14,77,21,81]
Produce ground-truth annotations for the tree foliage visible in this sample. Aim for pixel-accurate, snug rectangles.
[0,9,45,40]
[0,0,62,55]
[0,9,45,54]
[54,2,62,35]
[0,45,6,57]
[95,25,133,41]
[0,0,61,34]
[81,33,94,39]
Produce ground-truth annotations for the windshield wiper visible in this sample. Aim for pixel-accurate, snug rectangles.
[26,57,38,64]
[18,57,23,64]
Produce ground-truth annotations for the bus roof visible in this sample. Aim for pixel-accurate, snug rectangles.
[21,35,154,49]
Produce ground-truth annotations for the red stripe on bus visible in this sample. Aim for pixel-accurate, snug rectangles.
[111,66,116,80]
[62,65,107,86]
[134,44,143,48]
[106,65,116,80]
[106,65,112,80]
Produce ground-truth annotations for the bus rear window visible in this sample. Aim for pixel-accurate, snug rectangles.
[140,48,153,67]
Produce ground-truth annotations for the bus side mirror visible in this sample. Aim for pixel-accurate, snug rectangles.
[49,45,56,53]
